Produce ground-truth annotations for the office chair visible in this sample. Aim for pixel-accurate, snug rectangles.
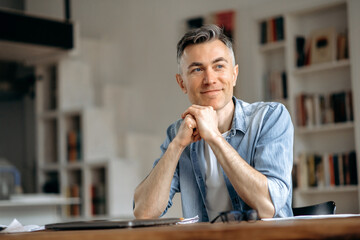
[292,201,336,216]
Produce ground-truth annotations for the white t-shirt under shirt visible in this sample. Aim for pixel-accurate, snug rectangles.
[202,131,233,221]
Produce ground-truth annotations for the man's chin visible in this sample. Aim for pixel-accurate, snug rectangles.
[197,101,221,110]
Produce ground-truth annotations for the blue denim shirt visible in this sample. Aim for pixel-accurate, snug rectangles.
[153,97,294,222]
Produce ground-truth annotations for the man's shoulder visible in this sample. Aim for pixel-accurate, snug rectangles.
[234,98,286,116]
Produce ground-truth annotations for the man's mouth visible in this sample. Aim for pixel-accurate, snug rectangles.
[201,89,222,95]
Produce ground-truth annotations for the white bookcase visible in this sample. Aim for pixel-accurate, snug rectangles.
[243,0,360,214]
[35,59,130,220]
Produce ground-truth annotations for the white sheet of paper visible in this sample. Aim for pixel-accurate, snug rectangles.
[262,214,360,221]
[1,219,44,233]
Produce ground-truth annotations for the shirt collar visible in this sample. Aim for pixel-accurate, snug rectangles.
[230,96,247,135]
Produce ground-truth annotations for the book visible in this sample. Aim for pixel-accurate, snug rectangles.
[349,151,357,185]
[275,16,284,41]
[304,95,315,127]
[307,154,316,187]
[260,16,284,44]
[338,154,344,185]
[260,21,267,44]
[91,183,106,216]
[297,153,308,189]
[295,94,307,127]
[296,36,306,67]
[296,91,352,128]
[329,154,335,186]
[186,17,204,29]
[67,130,77,162]
[314,154,324,187]
[346,91,353,121]
[343,153,351,185]
[323,153,330,187]
[295,151,357,189]
[333,154,340,186]
[331,92,347,123]
[70,184,81,216]
[215,10,235,41]
[310,28,336,64]
[337,32,349,60]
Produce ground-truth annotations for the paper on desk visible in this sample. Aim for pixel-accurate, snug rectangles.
[262,213,360,221]
[177,215,199,224]
[0,219,45,233]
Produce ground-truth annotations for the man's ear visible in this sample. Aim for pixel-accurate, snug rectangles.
[232,64,239,87]
[176,74,187,94]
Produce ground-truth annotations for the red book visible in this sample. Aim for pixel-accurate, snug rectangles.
[67,131,77,162]
[71,184,80,216]
[215,10,235,41]
[343,153,351,185]
[271,18,277,41]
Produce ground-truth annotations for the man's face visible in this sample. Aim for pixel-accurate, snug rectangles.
[176,39,238,111]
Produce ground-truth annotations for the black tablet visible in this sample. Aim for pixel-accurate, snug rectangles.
[45,218,183,230]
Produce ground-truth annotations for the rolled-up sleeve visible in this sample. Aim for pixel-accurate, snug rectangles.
[152,122,181,216]
[254,103,294,216]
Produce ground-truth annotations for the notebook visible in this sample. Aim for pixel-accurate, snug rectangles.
[45,218,183,230]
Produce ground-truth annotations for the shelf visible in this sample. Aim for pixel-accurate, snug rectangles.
[259,40,286,53]
[40,163,61,171]
[254,0,359,214]
[296,122,354,134]
[295,185,358,194]
[38,111,59,119]
[293,59,350,75]
[66,162,84,170]
[0,8,74,63]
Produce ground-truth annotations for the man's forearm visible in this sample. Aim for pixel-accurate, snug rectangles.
[208,135,275,218]
[133,141,185,219]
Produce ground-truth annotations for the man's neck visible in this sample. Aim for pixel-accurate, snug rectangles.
[216,100,235,134]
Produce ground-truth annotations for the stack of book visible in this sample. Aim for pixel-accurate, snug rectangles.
[260,16,284,44]
[295,91,353,127]
[294,151,357,189]
[91,183,106,216]
[295,30,349,68]
[263,71,287,101]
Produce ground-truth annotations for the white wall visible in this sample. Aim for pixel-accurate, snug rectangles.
[26,0,275,134]
[25,0,273,218]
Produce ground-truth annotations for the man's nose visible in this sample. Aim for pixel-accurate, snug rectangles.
[203,68,216,84]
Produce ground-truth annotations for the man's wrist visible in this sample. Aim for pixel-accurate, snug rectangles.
[206,131,225,146]
[170,138,187,154]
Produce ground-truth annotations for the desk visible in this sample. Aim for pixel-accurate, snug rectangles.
[2,217,360,240]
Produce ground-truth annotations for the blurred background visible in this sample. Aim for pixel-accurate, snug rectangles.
[0,0,359,225]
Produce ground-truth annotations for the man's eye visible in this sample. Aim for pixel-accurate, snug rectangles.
[216,65,224,69]
[192,68,202,72]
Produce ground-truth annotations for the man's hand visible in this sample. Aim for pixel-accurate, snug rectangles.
[173,114,200,148]
[181,105,221,142]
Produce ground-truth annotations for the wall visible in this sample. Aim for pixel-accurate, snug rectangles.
[25,0,273,218]
[26,0,274,135]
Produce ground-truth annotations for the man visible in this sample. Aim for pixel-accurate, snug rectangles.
[133,24,293,222]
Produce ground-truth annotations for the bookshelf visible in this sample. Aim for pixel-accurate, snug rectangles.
[35,58,125,220]
[248,0,360,214]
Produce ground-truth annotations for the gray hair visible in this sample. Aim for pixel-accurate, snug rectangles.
[176,24,235,68]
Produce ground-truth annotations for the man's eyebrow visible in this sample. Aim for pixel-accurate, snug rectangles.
[187,57,228,70]
[212,57,228,64]
[187,62,203,69]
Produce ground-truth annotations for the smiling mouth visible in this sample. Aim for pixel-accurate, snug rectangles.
[201,89,222,94]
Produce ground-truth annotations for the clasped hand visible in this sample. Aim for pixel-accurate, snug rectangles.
[175,105,220,148]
